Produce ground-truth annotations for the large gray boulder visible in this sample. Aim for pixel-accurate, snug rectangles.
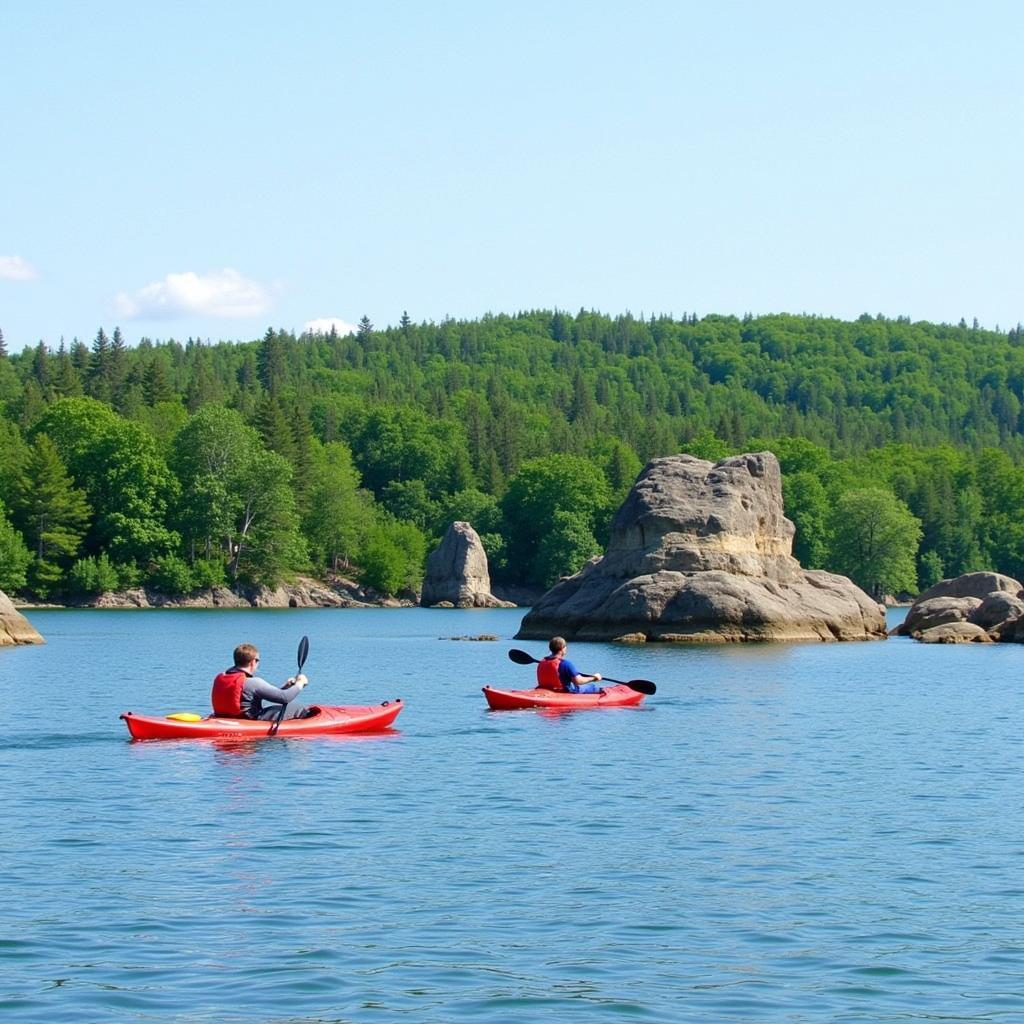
[899,596,983,635]
[896,571,1024,643]
[0,590,44,646]
[516,452,886,643]
[422,522,513,608]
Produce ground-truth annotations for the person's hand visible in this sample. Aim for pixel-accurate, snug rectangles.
[294,673,308,690]
[593,673,602,682]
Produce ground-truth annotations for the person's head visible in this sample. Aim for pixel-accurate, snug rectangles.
[549,636,567,655]
[233,643,260,669]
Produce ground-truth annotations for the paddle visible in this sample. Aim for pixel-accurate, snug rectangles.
[507,648,657,695]
[270,635,310,736]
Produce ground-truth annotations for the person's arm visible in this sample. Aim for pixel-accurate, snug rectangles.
[559,657,601,692]
[248,674,308,707]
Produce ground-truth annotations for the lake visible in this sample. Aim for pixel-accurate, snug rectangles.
[1,606,1023,1022]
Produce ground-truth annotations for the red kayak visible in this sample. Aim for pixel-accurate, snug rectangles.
[482,685,645,711]
[121,701,403,740]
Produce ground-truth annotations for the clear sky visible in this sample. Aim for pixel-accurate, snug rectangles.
[2,1,1021,352]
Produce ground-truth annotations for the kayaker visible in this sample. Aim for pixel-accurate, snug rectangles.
[536,636,603,693]
[211,643,311,720]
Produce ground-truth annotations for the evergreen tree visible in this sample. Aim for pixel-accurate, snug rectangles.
[88,328,112,402]
[0,499,30,593]
[53,340,83,397]
[12,434,92,594]
[257,328,288,395]
[143,355,175,406]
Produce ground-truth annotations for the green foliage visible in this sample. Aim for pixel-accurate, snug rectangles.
[782,471,832,568]
[12,434,92,596]
[172,406,307,586]
[918,549,945,589]
[68,553,120,595]
[828,488,922,598]
[501,454,612,587]
[0,501,30,593]
[8,309,1024,596]
[358,520,427,595]
[190,558,228,589]
[149,554,196,595]
[303,441,373,570]
[534,509,602,586]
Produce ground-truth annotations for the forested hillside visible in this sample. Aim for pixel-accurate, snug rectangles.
[2,309,1024,601]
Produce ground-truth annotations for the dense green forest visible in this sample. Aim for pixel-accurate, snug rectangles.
[2,309,1024,602]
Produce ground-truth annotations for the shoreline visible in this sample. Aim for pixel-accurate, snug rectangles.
[12,574,537,612]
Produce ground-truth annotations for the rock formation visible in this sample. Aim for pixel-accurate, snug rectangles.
[422,522,513,608]
[896,571,1024,643]
[516,452,886,643]
[0,589,44,646]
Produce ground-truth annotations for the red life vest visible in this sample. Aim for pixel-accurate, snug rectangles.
[211,667,248,717]
[536,654,564,691]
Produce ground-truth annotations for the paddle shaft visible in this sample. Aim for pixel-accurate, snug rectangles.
[271,636,310,736]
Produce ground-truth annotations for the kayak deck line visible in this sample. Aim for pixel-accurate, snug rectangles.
[121,700,403,740]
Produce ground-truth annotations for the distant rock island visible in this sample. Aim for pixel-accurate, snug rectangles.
[421,522,514,608]
[895,571,1024,643]
[516,451,886,643]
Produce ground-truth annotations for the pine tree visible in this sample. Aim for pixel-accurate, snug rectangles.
[257,328,288,395]
[0,328,7,359]
[13,434,92,595]
[109,326,129,407]
[70,338,90,373]
[254,394,297,462]
[88,328,112,402]
[144,356,175,406]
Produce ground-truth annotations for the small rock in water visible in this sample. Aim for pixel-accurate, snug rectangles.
[441,634,500,642]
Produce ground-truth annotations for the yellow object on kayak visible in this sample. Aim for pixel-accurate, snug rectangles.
[166,712,203,722]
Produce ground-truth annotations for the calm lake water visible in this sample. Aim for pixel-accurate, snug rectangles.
[2,606,1023,1023]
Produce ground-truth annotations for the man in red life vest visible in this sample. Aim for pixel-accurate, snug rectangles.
[536,636,603,693]
[211,642,310,720]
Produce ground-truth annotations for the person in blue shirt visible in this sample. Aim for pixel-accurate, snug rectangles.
[536,636,604,693]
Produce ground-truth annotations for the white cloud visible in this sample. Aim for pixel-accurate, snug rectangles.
[303,316,357,336]
[0,255,38,281]
[114,268,272,319]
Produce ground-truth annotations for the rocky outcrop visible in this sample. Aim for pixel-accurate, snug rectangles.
[422,522,514,608]
[0,589,44,645]
[897,572,1024,643]
[916,622,992,644]
[58,575,389,610]
[516,452,886,643]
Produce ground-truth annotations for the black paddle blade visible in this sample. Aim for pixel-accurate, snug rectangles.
[508,648,538,665]
[601,675,657,695]
[626,679,656,695]
[297,635,310,671]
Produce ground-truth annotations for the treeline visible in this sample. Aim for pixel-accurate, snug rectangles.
[0,309,1023,601]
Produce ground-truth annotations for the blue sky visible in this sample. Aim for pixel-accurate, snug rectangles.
[2,1,1021,352]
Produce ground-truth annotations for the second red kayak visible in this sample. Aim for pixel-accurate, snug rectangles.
[121,701,403,740]
[482,685,645,711]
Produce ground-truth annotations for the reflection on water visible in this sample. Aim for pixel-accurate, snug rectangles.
[3,605,1024,1022]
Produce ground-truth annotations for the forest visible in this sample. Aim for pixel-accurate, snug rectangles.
[2,308,1024,602]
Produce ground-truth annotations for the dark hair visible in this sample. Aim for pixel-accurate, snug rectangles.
[548,636,566,654]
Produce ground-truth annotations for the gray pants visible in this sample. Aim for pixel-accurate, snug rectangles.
[254,702,310,721]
